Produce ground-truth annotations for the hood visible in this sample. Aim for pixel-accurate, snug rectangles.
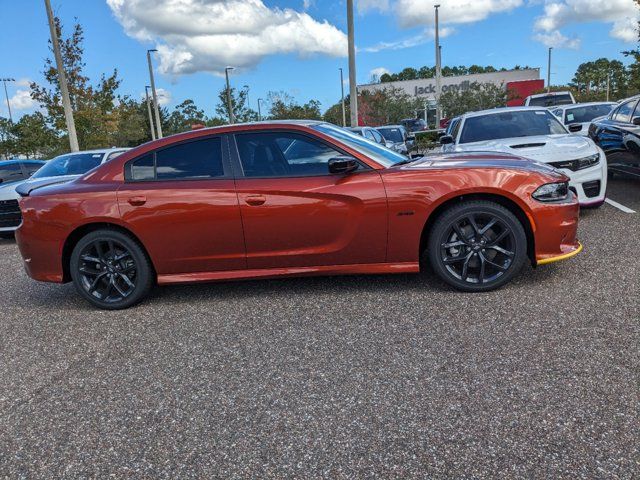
[455,134,596,163]
[403,151,562,177]
[15,175,80,197]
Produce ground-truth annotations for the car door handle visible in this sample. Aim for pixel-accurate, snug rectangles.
[244,195,266,206]
[127,195,147,206]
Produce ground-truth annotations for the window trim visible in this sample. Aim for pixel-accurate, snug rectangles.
[229,129,372,180]
[124,135,232,183]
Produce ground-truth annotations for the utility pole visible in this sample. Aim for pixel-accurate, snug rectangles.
[547,47,552,93]
[225,66,235,124]
[434,4,442,128]
[346,0,358,127]
[257,98,263,121]
[147,49,163,138]
[144,86,156,141]
[0,78,15,122]
[339,67,346,127]
[606,72,610,102]
[44,0,79,151]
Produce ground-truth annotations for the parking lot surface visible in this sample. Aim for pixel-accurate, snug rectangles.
[0,179,638,478]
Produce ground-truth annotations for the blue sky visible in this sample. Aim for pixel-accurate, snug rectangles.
[0,0,637,120]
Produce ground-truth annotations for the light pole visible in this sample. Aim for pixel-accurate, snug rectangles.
[0,78,15,122]
[339,67,346,127]
[225,67,235,124]
[547,47,552,93]
[434,4,442,128]
[257,98,263,121]
[606,71,610,101]
[346,0,358,126]
[144,86,156,141]
[44,0,79,151]
[147,49,163,138]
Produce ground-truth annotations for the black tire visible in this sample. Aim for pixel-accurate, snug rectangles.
[427,201,527,292]
[70,229,153,310]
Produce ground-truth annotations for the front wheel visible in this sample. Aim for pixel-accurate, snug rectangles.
[70,229,153,309]
[427,201,527,292]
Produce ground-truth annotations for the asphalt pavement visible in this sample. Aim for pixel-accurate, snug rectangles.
[0,178,638,478]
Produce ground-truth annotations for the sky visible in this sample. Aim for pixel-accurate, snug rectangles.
[0,0,638,120]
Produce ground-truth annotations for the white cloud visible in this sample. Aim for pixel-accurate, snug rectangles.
[358,0,390,13]
[107,0,347,76]
[369,67,391,79]
[140,88,171,106]
[394,0,523,29]
[10,90,37,110]
[534,0,639,45]
[533,30,581,49]
[362,27,454,53]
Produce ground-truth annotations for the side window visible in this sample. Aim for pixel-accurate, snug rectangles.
[236,132,344,178]
[106,150,126,162]
[371,130,384,144]
[128,137,224,181]
[363,129,374,140]
[21,162,43,177]
[613,100,637,123]
[0,164,25,183]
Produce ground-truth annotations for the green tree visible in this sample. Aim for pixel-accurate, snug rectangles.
[0,117,16,159]
[165,99,207,135]
[322,95,350,126]
[359,86,421,125]
[216,85,257,123]
[439,82,508,118]
[266,91,322,120]
[571,58,628,100]
[11,112,58,159]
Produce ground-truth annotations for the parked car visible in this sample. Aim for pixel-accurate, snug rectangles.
[16,121,582,309]
[550,102,616,136]
[439,107,607,207]
[0,159,45,237]
[377,125,413,155]
[400,118,428,133]
[347,126,388,146]
[588,94,640,177]
[0,149,128,237]
[524,91,576,107]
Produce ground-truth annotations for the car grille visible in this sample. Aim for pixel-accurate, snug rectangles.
[582,180,601,198]
[549,154,599,172]
[0,199,21,228]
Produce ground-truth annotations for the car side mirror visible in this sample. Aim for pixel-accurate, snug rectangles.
[439,135,454,145]
[632,117,640,126]
[568,123,583,133]
[328,156,358,174]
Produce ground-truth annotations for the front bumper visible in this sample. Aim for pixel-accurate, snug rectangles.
[555,153,607,206]
[532,192,582,266]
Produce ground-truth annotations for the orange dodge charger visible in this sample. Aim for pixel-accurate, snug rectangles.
[15,121,581,309]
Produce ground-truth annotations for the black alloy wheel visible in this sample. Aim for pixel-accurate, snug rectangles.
[427,201,527,292]
[70,229,153,309]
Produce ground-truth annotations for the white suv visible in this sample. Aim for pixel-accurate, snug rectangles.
[440,107,607,207]
[0,148,128,236]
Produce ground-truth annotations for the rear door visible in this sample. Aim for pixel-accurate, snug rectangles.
[230,129,388,270]
[117,135,246,275]
[598,99,640,164]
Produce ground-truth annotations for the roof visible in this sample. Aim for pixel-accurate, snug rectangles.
[0,159,45,164]
[459,106,551,119]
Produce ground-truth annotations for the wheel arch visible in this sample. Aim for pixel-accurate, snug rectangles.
[419,192,536,265]
[61,222,156,283]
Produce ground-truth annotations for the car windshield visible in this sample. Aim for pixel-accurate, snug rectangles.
[32,152,104,179]
[528,94,573,107]
[377,128,404,143]
[460,110,567,144]
[312,123,408,167]
[564,104,615,124]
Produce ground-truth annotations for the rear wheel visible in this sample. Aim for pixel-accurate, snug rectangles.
[427,201,527,292]
[70,229,153,309]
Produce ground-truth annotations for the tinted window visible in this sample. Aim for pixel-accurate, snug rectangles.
[371,129,385,144]
[528,94,573,107]
[237,132,341,177]
[32,153,104,179]
[21,162,44,176]
[613,100,637,123]
[460,110,567,144]
[363,129,374,140]
[378,127,404,143]
[128,138,224,181]
[564,104,615,124]
[0,163,24,183]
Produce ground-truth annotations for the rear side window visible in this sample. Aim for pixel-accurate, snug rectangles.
[612,100,637,123]
[128,137,224,181]
[0,163,24,183]
[21,162,44,176]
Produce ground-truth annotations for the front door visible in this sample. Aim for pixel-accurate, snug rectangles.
[117,135,246,275]
[230,130,388,270]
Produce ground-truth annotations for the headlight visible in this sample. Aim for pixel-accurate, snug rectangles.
[549,153,599,171]
[532,182,569,202]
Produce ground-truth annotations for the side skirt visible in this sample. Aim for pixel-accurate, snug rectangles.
[157,262,420,285]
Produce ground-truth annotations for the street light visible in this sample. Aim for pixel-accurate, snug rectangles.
[225,67,235,124]
[346,0,358,126]
[0,78,15,123]
[144,86,156,141]
[547,47,553,93]
[434,4,442,127]
[147,49,163,138]
[339,68,346,127]
[257,98,263,121]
